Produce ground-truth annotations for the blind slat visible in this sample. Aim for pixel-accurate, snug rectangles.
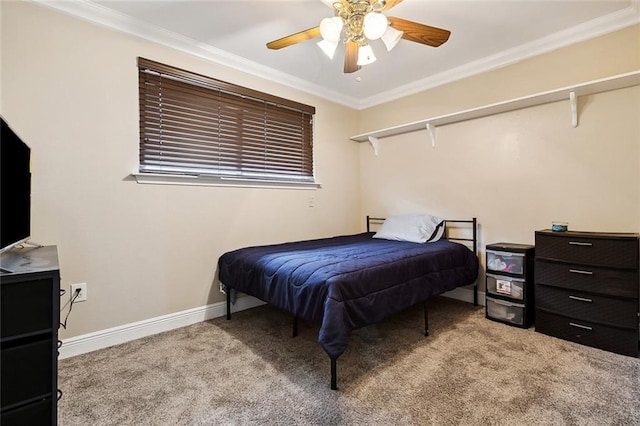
[138,57,315,181]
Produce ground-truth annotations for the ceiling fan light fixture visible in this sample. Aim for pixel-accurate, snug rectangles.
[381,26,403,51]
[357,44,376,66]
[317,39,339,59]
[363,12,388,40]
[265,0,452,74]
[319,16,343,42]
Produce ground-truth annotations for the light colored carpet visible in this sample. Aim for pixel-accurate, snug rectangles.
[58,297,640,425]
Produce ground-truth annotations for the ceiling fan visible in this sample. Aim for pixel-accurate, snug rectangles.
[266,0,451,74]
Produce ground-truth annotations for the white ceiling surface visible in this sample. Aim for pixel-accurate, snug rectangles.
[37,0,640,109]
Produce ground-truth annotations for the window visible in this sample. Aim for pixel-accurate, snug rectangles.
[137,58,315,184]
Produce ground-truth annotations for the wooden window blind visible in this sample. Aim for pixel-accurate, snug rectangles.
[138,58,315,182]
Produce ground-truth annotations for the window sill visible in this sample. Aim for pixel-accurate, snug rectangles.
[131,173,321,190]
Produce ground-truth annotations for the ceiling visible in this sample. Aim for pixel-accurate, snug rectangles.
[38,0,639,109]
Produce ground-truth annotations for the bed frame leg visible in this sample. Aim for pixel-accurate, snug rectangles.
[226,290,231,320]
[330,358,337,390]
[423,302,430,336]
[292,316,298,337]
[474,283,478,307]
[472,217,479,308]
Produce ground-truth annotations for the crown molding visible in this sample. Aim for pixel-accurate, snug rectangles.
[357,1,640,109]
[30,0,640,111]
[29,0,360,109]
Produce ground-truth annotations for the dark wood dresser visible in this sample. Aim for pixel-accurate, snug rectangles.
[534,230,639,357]
[1,246,60,425]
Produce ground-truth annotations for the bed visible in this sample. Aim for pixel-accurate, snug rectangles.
[218,215,479,389]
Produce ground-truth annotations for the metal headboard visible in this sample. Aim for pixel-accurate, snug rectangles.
[442,218,478,255]
[366,216,478,255]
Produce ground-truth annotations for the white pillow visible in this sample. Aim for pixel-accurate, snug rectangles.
[373,214,445,244]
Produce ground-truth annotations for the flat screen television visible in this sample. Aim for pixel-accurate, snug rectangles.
[1,117,32,254]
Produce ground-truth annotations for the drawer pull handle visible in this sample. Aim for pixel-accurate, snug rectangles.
[569,269,593,275]
[569,295,593,303]
[569,322,593,331]
[569,241,593,247]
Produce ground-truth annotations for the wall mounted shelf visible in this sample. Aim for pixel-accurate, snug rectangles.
[350,70,640,151]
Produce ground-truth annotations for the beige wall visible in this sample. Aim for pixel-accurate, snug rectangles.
[0,1,360,338]
[358,25,640,282]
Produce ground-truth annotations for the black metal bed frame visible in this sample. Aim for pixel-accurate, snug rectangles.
[226,216,479,390]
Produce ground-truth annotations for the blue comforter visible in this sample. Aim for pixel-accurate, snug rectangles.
[218,232,478,360]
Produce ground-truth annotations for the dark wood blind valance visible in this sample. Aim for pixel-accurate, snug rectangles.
[138,57,315,182]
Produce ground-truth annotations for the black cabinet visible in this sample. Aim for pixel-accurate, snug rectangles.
[485,242,535,328]
[1,246,60,425]
[535,230,639,357]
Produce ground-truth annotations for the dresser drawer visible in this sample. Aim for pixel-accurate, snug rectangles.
[1,397,53,426]
[1,278,55,339]
[1,338,54,409]
[536,284,638,329]
[535,232,639,269]
[535,260,638,298]
[536,310,638,357]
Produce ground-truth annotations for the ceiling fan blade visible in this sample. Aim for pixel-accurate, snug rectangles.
[383,0,404,11]
[266,27,321,50]
[344,41,360,73]
[387,17,451,47]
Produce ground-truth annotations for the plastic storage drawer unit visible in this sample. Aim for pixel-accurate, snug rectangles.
[485,242,535,328]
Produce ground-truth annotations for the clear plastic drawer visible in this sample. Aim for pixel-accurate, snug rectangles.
[486,297,525,326]
[486,274,525,300]
[486,250,525,275]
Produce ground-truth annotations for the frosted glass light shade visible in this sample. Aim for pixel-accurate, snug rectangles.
[317,39,339,59]
[363,12,388,40]
[319,16,343,42]
[381,26,403,51]
[357,44,376,65]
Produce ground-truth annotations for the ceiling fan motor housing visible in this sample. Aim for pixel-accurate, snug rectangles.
[335,0,386,45]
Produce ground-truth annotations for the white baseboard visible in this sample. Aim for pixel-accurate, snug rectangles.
[442,286,486,306]
[59,296,265,359]
[59,287,485,359]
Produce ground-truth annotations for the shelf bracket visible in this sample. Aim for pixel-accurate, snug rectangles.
[367,136,379,156]
[569,91,578,128]
[426,122,436,148]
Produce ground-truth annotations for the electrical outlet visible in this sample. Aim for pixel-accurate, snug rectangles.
[71,283,87,302]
